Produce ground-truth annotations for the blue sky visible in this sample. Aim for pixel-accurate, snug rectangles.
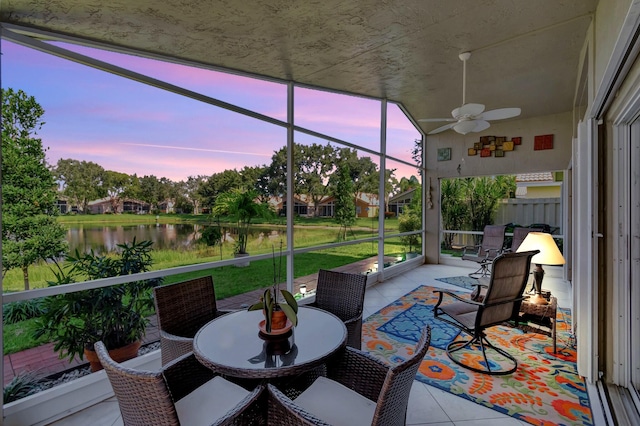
[2,40,421,182]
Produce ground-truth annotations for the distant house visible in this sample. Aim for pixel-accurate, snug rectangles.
[157,199,175,214]
[87,197,150,214]
[388,188,417,216]
[515,172,563,198]
[56,196,79,214]
[269,193,378,218]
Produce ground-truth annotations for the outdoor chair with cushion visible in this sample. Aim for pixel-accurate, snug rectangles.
[434,250,538,375]
[461,224,507,278]
[154,276,231,365]
[266,325,431,426]
[507,226,543,252]
[95,341,264,426]
[309,269,368,349]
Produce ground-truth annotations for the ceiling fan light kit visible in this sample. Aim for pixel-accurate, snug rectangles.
[453,120,477,135]
[420,52,521,135]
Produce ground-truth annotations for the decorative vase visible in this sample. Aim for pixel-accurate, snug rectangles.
[84,340,141,372]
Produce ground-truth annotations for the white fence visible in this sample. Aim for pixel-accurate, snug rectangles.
[442,197,563,248]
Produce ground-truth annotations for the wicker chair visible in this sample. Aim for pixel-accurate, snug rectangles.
[433,250,538,375]
[154,276,231,365]
[95,341,264,426]
[267,325,431,426]
[309,269,368,349]
[461,224,506,278]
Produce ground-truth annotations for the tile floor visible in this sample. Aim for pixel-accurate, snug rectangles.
[50,260,572,426]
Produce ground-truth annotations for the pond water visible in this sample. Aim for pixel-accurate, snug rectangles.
[65,223,286,254]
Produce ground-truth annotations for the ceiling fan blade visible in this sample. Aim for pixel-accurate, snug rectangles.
[418,118,456,122]
[472,120,490,132]
[480,107,521,121]
[427,122,456,135]
[452,103,485,119]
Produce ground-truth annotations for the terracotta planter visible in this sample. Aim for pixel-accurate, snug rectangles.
[84,340,141,372]
[271,310,288,330]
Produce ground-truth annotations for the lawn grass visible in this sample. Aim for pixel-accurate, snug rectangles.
[3,216,408,355]
[3,319,51,354]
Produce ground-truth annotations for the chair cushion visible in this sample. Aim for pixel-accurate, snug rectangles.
[294,376,376,426]
[175,376,250,426]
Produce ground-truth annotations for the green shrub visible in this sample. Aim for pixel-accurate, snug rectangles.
[3,299,45,324]
[3,371,41,403]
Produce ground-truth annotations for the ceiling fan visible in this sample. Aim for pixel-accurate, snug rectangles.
[419,52,521,135]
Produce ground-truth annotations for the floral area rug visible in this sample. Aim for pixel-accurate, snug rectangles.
[434,275,478,290]
[362,285,593,425]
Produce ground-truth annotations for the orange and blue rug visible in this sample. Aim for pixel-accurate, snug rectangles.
[362,285,593,426]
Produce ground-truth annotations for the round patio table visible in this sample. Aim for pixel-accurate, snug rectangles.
[194,306,347,379]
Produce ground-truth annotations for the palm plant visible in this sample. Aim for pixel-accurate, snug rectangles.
[212,189,273,254]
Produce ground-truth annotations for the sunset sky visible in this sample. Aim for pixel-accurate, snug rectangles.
[1,40,421,182]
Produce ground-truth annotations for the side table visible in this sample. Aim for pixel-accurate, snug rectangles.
[518,296,557,353]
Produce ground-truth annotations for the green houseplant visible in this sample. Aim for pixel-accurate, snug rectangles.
[212,189,273,258]
[248,243,298,333]
[34,238,161,370]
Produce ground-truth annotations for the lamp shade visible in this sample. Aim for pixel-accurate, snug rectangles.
[516,232,565,265]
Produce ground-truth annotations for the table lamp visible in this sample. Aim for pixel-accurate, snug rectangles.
[516,232,565,305]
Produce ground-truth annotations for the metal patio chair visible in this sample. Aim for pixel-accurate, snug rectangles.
[434,250,538,375]
[461,224,507,278]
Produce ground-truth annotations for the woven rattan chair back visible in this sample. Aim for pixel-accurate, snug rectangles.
[154,276,218,337]
[314,269,367,349]
[154,276,225,364]
[95,341,181,425]
[372,326,431,426]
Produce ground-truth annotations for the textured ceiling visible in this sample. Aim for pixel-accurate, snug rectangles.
[0,0,598,134]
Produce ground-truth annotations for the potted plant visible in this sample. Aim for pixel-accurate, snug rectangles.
[34,238,161,371]
[248,243,298,333]
[212,188,273,266]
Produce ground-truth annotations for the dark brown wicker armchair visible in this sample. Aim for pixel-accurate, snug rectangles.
[267,325,431,426]
[309,269,368,349]
[154,276,231,365]
[434,250,538,375]
[461,224,506,278]
[95,341,264,426]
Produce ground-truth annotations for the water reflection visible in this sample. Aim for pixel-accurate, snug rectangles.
[65,223,286,254]
[248,335,298,368]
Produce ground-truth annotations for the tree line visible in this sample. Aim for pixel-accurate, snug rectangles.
[53,142,423,216]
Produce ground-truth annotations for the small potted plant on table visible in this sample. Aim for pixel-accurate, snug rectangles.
[248,243,298,333]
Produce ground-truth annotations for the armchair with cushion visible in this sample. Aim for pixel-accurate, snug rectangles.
[309,269,368,349]
[434,250,538,375]
[461,224,507,278]
[154,276,232,365]
[507,226,543,252]
[95,341,264,426]
[267,325,431,426]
